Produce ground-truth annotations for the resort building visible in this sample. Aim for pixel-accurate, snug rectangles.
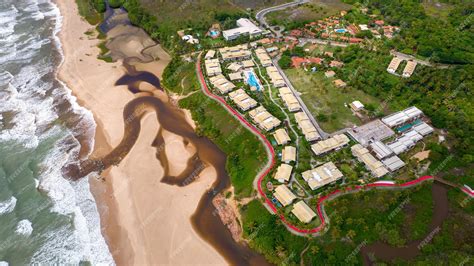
[302,162,343,190]
[350,101,364,112]
[222,18,263,41]
[282,146,296,163]
[333,79,347,88]
[249,106,281,131]
[311,134,350,155]
[266,66,286,87]
[273,185,296,207]
[205,50,216,59]
[402,61,417,78]
[227,62,243,72]
[279,87,301,112]
[242,60,255,68]
[381,106,423,128]
[412,122,434,136]
[209,74,235,94]
[369,141,393,160]
[228,72,243,81]
[255,47,272,67]
[219,44,252,61]
[273,128,291,145]
[228,88,257,111]
[294,112,321,142]
[347,119,395,147]
[351,144,389,178]
[381,155,406,172]
[205,58,222,76]
[291,201,316,223]
[387,130,423,155]
[329,60,344,68]
[324,70,336,78]
[274,164,293,183]
[387,57,402,74]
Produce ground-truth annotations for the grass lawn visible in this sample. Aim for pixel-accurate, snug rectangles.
[267,0,351,28]
[138,0,290,31]
[284,69,381,133]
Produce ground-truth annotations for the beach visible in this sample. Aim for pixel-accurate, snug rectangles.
[56,0,226,264]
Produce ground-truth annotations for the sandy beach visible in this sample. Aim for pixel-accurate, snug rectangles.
[56,0,226,264]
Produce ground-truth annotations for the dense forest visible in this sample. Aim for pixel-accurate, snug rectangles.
[343,0,474,64]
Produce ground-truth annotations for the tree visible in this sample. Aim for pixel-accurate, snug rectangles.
[310,245,320,255]
[278,55,292,69]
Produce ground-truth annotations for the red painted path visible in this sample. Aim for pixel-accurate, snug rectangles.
[195,56,471,235]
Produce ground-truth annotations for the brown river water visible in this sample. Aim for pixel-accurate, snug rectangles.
[61,6,455,266]
[62,6,270,266]
[361,181,450,264]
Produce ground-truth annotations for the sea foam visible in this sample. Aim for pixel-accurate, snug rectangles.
[0,196,17,215]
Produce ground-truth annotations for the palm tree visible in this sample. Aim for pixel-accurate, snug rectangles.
[310,245,320,255]
[276,245,286,257]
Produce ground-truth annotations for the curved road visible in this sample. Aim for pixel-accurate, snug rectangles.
[195,54,473,236]
[255,0,310,28]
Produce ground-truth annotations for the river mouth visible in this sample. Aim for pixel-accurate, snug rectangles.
[361,181,450,264]
[62,6,270,266]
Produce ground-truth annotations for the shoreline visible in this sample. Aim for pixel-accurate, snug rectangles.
[55,0,227,265]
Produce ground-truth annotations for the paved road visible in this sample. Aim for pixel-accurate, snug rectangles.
[390,50,452,69]
[255,0,310,28]
[299,37,349,48]
[272,56,330,139]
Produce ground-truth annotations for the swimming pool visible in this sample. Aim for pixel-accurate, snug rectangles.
[335,28,347,33]
[397,119,422,133]
[209,30,219,37]
[246,71,261,91]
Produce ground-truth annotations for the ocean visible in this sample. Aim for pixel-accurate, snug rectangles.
[0,0,113,264]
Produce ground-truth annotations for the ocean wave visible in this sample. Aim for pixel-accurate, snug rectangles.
[0,196,17,214]
[0,0,112,264]
[15,219,33,236]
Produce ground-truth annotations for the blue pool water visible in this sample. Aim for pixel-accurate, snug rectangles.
[210,30,219,37]
[247,72,261,91]
[335,28,347,33]
[397,119,422,133]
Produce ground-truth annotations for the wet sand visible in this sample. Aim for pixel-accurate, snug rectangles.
[56,0,226,264]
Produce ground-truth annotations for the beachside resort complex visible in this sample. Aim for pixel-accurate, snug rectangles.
[201,26,438,226]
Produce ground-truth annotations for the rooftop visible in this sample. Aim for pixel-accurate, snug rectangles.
[274,185,296,207]
[291,201,317,223]
[274,164,293,183]
[273,128,291,145]
[282,146,296,163]
[302,162,343,190]
[311,134,349,155]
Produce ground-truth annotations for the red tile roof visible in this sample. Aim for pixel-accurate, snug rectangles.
[291,57,323,68]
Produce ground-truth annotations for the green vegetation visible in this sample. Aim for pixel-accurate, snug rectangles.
[97,41,113,62]
[102,0,289,54]
[336,44,474,168]
[267,1,351,29]
[302,183,435,264]
[344,0,474,64]
[178,91,267,198]
[161,56,267,198]
[162,57,200,95]
[284,68,382,132]
[75,0,104,25]
[240,200,308,265]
